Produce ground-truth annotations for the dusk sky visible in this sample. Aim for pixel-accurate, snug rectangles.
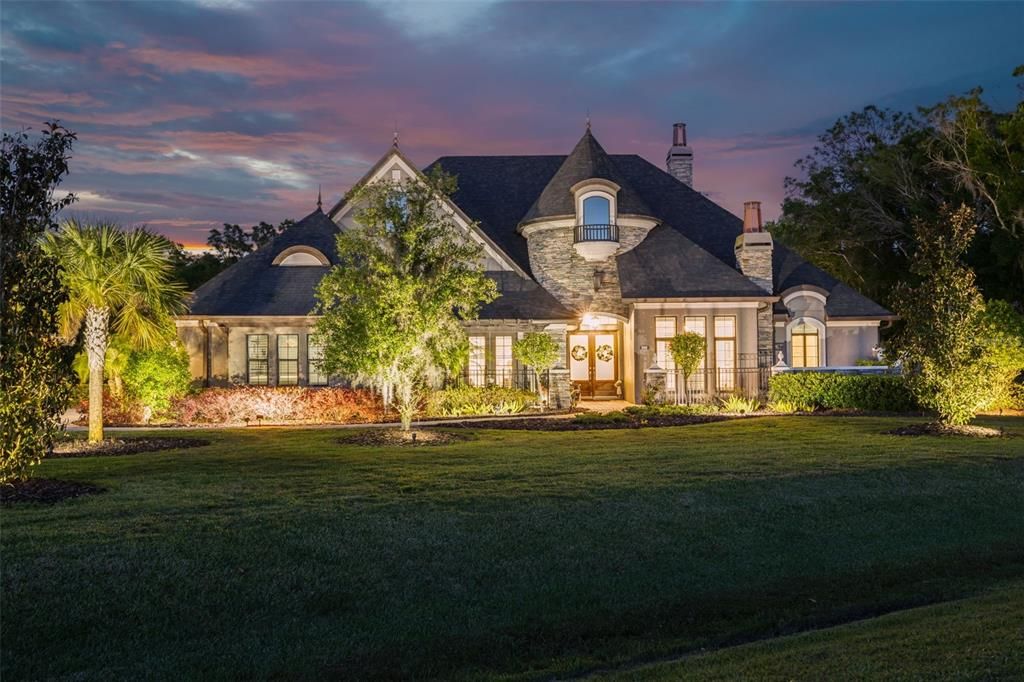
[2,1,1021,248]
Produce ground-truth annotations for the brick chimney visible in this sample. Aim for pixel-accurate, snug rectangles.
[734,200,773,293]
[665,122,694,187]
[742,201,763,233]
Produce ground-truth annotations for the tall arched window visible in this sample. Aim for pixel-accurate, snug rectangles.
[791,322,820,367]
[582,195,611,226]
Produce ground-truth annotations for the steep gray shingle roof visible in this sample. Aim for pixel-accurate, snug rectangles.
[617,225,771,299]
[432,152,892,318]
[480,271,575,320]
[520,129,652,224]
[191,141,890,320]
[188,208,339,316]
[186,208,574,320]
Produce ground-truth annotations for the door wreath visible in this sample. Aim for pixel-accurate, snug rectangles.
[570,344,588,362]
[595,344,614,362]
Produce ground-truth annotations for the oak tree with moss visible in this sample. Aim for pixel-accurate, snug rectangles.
[315,168,497,431]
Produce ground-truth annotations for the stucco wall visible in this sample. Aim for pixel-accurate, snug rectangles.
[773,322,880,367]
[826,325,880,365]
[177,318,550,388]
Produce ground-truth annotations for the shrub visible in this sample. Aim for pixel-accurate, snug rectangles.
[769,373,917,412]
[76,390,143,426]
[573,411,632,425]
[425,385,537,417]
[623,403,720,419]
[767,400,813,414]
[720,396,760,414]
[980,300,1024,412]
[301,387,380,423]
[172,387,380,425]
[122,344,193,419]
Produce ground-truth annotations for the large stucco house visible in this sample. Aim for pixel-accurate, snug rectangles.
[176,124,893,406]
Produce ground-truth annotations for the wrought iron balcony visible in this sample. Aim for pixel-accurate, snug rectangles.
[574,223,619,243]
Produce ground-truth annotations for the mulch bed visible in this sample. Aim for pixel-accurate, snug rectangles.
[1,478,105,506]
[51,437,211,458]
[338,429,473,447]
[448,414,733,431]
[887,423,1004,438]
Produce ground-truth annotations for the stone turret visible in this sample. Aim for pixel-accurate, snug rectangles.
[665,122,694,187]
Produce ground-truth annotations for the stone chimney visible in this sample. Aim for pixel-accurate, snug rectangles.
[665,122,694,187]
[734,200,773,293]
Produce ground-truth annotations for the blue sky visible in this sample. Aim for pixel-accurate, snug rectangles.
[2,0,1020,246]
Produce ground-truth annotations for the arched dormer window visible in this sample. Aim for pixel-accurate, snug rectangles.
[572,179,619,247]
[272,245,330,267]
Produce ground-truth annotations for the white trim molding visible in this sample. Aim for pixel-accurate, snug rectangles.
[272,245,330,266]
[785,316,827,367]
[632,301,767,309]
[782,289,828,307]
[826,320,882,327]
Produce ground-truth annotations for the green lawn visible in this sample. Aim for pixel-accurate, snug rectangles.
[3,416,1023,680]
[603,579,1024,680]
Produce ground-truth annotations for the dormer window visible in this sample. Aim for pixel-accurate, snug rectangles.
[572,182,620,261]
[272,246,330,266]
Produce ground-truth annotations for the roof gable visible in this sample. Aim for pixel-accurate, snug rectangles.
[331,147,526,277]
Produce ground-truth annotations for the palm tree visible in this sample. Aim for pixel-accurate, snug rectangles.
[44,221,185,442]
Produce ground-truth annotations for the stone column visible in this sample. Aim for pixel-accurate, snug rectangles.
[548,369,572,409]
[543,323,569,369]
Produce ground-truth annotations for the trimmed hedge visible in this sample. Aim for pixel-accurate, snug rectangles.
[768,372,917,412]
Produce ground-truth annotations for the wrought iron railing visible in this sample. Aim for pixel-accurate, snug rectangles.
[662,367,770,404]
[661,353,770,404]
[574,223,619,243]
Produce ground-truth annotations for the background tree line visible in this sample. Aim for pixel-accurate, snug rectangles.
[169,218,294,290]
[770,66,1023,308]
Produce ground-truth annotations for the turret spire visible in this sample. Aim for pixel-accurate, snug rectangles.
[316,184,322,210]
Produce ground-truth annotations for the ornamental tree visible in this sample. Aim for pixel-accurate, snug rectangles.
[315,168,497,431]
[512,332,560,403]
[0,123,78,482]
[669,331,706,404]
[44,222,186,442]
[890,204,996,425]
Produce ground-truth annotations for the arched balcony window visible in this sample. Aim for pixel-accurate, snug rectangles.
[576,192,617,243]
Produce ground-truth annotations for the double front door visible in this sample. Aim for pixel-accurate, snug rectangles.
[568,332,619,399]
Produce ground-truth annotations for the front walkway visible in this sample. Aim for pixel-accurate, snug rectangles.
[577,399,633,414]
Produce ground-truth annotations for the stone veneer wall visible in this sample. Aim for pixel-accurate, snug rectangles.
[526,223,650,315]
[733,233,773,294]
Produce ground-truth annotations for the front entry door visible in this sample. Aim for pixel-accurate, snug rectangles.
[569,332,618,399]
